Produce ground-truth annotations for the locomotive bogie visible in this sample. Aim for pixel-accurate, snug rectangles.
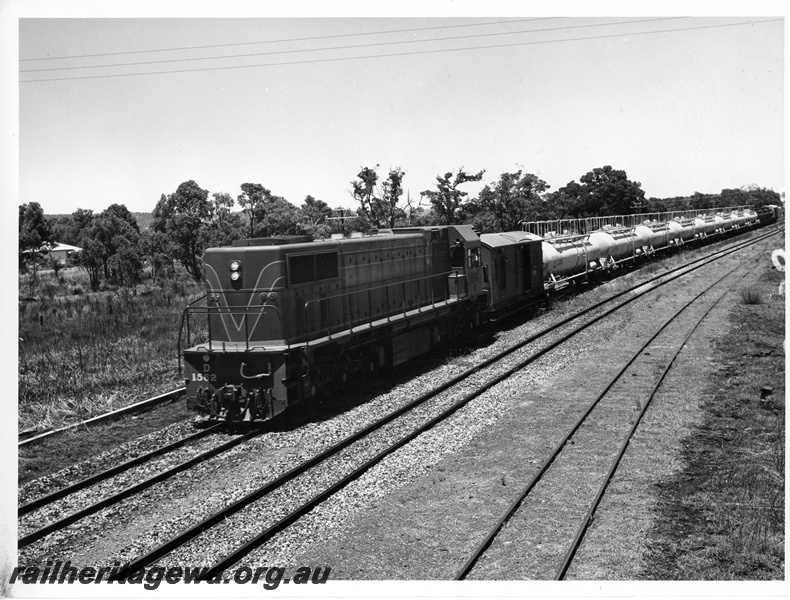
[183,348,294,421]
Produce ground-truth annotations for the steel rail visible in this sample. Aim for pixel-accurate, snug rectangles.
[554,278,740,580]
[19,387,186,448]
[19,423,224,516]
[456,263,746,579]
[113,225,780,579]
[18,428,262,548]
[199,230,779,579]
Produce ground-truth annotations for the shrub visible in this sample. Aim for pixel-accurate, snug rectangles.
[740,287,763,305]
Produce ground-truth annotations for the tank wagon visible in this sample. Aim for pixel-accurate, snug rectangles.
[181,205,763,421]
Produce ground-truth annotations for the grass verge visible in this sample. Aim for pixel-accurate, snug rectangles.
[641,266,785,579]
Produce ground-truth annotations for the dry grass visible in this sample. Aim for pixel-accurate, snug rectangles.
[641,264,785,580]
[18,268,203,432]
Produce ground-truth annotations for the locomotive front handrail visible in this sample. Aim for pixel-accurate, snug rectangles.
[178,294,208,376]
[180,302,286,353]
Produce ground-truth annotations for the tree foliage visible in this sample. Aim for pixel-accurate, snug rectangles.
[420,168,485,225]
[66,204,143,290]
[20,166,783,295]
[152,180,211,282]
[203,192,244,247]
[72,237,104,291]
[350,165,407,228]
[92,204,141,280]
[237,183,302,238]
[237,183,272,238]
[19,202,53,272]
[557,165,646,217]
[298,195,334,239]
[643,185,782,213]
[473,171,550,232]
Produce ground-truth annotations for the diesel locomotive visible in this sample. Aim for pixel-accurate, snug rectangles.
[180,206,764,422]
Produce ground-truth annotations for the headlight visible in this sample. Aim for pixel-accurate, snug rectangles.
[230,260,241,271]
[230,271,241,281]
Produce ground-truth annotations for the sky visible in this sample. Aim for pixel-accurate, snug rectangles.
[2,1,785,220]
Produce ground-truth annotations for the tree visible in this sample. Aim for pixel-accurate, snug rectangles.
[723,186,781,211]
[73,238,104,291]
[537,190,577,221]
[557,166,645,217]
[743,186,782,211]
[256,195,302,237]
[140,229,175,282]
[379,167,407,228]
[203,192,244,247]
[350,166,379,226]
[19,202,53,273]
[236,183,302,238]
[91,204,142,282]
[53,208,97,247]
[108,237,144,288]
[152,180,212,281]
[350,165,408,228]
[476,171,550,232]
[420,168,484,225]
[298,195,333,239]
[237,183,272,238]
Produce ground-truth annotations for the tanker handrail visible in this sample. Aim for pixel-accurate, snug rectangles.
[521,207,751,237]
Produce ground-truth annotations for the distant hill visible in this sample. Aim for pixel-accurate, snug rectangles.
[132,212,154,230]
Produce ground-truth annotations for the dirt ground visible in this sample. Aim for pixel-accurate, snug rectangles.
[288,231,785,581]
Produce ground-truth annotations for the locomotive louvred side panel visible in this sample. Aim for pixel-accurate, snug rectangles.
[340,235,433,329]
[286,249,344,341]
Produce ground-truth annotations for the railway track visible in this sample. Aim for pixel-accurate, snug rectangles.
[18,225,780,573]
[18,387,186,448]
[456,263,748,579]
[69,225,777,580]
[18,425,261,547]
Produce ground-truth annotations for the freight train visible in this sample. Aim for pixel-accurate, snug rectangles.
[180,206,770,422]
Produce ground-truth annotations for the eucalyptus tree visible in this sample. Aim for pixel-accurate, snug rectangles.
[420,168,484,225]
[152,180,212,281]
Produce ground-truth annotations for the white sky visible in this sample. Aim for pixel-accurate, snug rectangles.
[2,1,785,218]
